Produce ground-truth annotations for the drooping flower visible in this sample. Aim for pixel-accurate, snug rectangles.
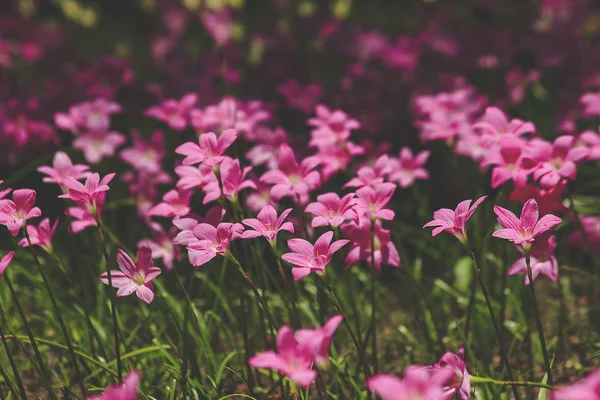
[281,231,349,280]
[144,93,197,131]
[60,172,116,214]
[73,131,126,164]
[388,147,430,188]
[550,368,600,400]
[423,196,487,243]
[294,314,343,369]
[249,325,318,388]
[37,151,90,187]
[508,233,558,284]
[530,136,589,187]
[185,222,244,267]
[305,192,357,228]
[147,189,191,218]
[354,182,396,220]
[367,366,453,400]
[343,216,400,273]
[481,136,538,188]
[175,129,237,166]
[241,205,294,244]
[0,189,42,236]
[87,370,140,400]
[434,350,471,400]
[493,199,562,247]
[100,246,162,304]
[19,218,59,253]
[0,252,15,279]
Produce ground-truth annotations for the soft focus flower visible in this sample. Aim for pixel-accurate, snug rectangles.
[120,130,164,174]
[278,80,322,113]
[100,246,162,304]
[241,205,294,244]
[145,93,197,131]
[87,370,140,400]
[354,182,396,220]
[580,91,600,117]
[423,196,487,243]
[343,216,400,273]
[185,222,244,267]
[530,136,589,187]
[0,189,42,236]
[37,151,90,187]
[55,98,122,133]
[508,233,558,284]
[508,181,566,215]
[138,223,180,271]
[66,204,99,234]
[0,252,15,279]
[344,155,392,189]
[388,147,430,188]
[568,216,600,256]
[295,314,343,369]
[175,129,237,166]
[474,107,535,146]
[481,136,538,188]
[73,131,126,164]
[308,104,360,150]
[305,192,357,228]
[281,231,349,280]
[147,189,191,218]
[551,369,600,400]
[60,172,116,214]
[434,350,471,400]
[19,218,59,253]
[367,366,453,400]
[493,199,562,246]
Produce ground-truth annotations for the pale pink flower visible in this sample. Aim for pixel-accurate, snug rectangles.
[260,144,321,205]
[481,136,538,188]
[578,129,600,161]
[354,182,396,220]
[60,172,116,213]
[147,189,191,218]
[308,104,360,150]
[73,131,126,164]
[281,231,349,280]
[241,206,294,244]
[343,216,400,273]
[434,350,471,400]
[551,369,600,400]
[493,199,562,246]
[0,189,42,236]
[367,366,453,400]
[344,155,393,189]
[19,218,59,252]
[185,222,244,267]
[245,181,276,212]
[580,91,600,117]
[37,151,90,187]
[424,196,487,243]
[508,233,558,285]
[54,98,121,133]
[175,164,215,191]
[87,370,140,400]
[455,132,487,162]
[145,93,197,131]
[249,325,318,388]
[66,205,99,233]
[305,192,356,228]
[388,147,430,188]
[202,157,256,204]
[100,246,161,304]
[295,314,343,368]
[172,207,226,247]
[120,130,164,174]
[175,129,237,167]
[0,252,15,279]
[530,136,589,187]
[245,126,288,169]
[138,223,180,271]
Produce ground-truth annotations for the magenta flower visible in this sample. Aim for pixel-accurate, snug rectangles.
[343,155,392,189]
[0,251,15,279]
[249,325,318,388]
[172,207,226,247]
[473,106,536,141]
[100,246,162,304]
[73,131,126,164]
[0,189,42,236]
[551,369,600,399]
[388,147,430,188]
[281,231,349,280]
[120,130,164,174]
[295,314,343,368]
[260,144,321,205]
[481,136,539,188]
[305,192,357,228]
[434,350,471,400]
[175,128,237,166]
[66,205,99,234]
[367,366,453,400]
[185,222,244,267]
[277,80,322,113]
[354,182,396,221]
[308,104,361,150]
[508,233,558,285]
[423,196,487,243]
[202,157,256,204]
[60,172,116,213]
[87,370,140,400]
[241,205,294,244]
[19,218,59,253]
[343,216,400,273]
[37,151,90,187]
[144,93,197,131]
[530,136,589,187]
[580,91,600,117]
[493,199,562,247]
[147,189,191,218]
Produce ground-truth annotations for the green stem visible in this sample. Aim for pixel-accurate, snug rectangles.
[271,244,301,329]
[524,250,554,385]
[470,375,553,389]
[22,229,86,397]
[463,243,521,400]
[369,219,378,376]
[0,302,27,400]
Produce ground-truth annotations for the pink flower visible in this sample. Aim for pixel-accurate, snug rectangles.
[277,80,322,113]
[73,131,126,164]
[60,172,116,213]
[423,196,487,243]
[0,251,15,279]
[185,222,244,267]
[580,91,600,117]
[0,181,10,200]
[481,136,539,188]
[87,370,140,400]
[245,181,276,212]
[344,155,393,189]
[343,216,400,273]
[202,157,256,204]
[294,314,343,368]
[367,366,453,400]
[354,182,396,221]
[0,189,42,236]
[388,147,430,188]
[100,246,162,304]
[120,130,164,174]
[493,199,562,246]
[434,350,471,400]
[172,207,226,247]
[55,98,121,133]
[530,136,589,187]
[579,129,600,162]
[147,189,191,218]
[175,129,237,167]
[260,144,321,205]
[281,231,349,280]
[144,93,197,131]
[508,233,558,285]
[241,205,294,244]
[175,164,215,191]
[66,205,99,233]
[473,107,536,142]
[201,9,233,46]
[37,151,90,187]
[508,181,566,216]
[245,126,288,169]
[308,104,360,150]
[305,192,357,228]
[551,369,600,400]
[249,325,318,388]
[19,218,59,252]
[138,223,180,271]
